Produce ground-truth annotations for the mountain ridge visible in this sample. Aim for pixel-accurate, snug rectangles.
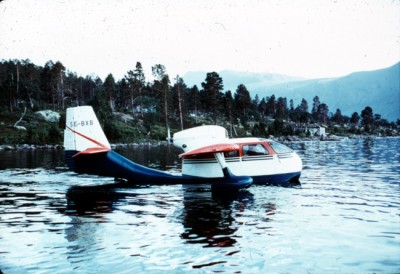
[183,62,400,121]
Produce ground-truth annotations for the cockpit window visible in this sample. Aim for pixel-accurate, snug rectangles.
[243,144,269,156]
[224,150,239,158]
[268,141,293,153]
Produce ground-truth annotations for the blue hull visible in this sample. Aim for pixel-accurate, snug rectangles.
[65,150,252,191]
[252,172,301,185]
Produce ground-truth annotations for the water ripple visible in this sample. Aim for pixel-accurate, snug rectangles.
[0,138,399,273]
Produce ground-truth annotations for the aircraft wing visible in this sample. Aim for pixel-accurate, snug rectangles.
[180,143,239,157]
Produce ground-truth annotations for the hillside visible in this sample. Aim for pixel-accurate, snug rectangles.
[184,63,400,121]
[254,62,400,121]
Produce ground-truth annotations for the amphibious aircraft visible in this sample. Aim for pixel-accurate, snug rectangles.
[64,106,302,190]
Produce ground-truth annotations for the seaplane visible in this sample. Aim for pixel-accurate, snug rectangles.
[64,106,302,190]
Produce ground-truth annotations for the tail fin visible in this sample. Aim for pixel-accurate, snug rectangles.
[64,106,111,169]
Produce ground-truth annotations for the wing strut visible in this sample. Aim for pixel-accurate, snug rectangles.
[214,152,234,179]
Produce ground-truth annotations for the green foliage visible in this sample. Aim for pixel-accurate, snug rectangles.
[104,119,138,143]
[0,59,397,145]
[201,72,224,123]
[266,119,294,136]
[361,106,374,132]
[251,122,268,137]
[149,125,167,141]
[0,127,26,144]
[25,123,62,144]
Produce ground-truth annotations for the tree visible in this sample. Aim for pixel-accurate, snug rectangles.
[125,70,136,111]
[258,98,266,120]
[350,112,360,125]
[104,74,116,111]
[152,64,171,139]
[91,82,112,125]
[252,94,260,118]
[332,108,343,125]
[0,60,23,111]
[288,99,295,120]
[373,113,385,129]
[317,103,329,124]
[125,62,146,115]
[293,98,309,123]
[234,84,251,116]
[361,106,374,132]
[224,90,235,136]
[201,72,224,123]
[116,78,130,111]
[15,60,40,109]
[53,61,66,109]
[312,96,321,121]
[187,85,200,123]
[265,95,276,117]
[299,98,308,113]
[275,97,288,119]
[173,75,186,130]
[133,62,146,116]
[289,99,294,112]
[38,60,66,110]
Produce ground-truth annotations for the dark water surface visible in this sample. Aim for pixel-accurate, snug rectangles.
[0,138,399,273]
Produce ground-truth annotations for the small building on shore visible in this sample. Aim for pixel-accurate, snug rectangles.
[296,125,326,137]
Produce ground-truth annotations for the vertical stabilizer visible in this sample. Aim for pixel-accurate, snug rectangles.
[64,106,111,152]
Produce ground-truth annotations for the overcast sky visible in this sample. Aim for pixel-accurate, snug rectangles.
[1,0,399,82]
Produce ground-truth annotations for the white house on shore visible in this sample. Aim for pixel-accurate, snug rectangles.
[296,125,326,137]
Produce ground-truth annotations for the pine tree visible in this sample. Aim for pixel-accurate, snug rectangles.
[258,98,266,120]
[265,95,276,118]
[317,103,329,124]
[350,112,360,125]
[361,106,374,132]
[152,64,171,139]
[312,96,320,122]
[187,85,200,123]
[201,72,224,124]
[234,84,251,116]
[275,97,288,119]
[173,75,186,130]
[104,74,116,111]
[133,62,145,117]
[224,90,235,136]
[332,108,343,125]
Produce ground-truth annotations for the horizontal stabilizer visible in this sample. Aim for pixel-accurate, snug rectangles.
[72,147,111,158]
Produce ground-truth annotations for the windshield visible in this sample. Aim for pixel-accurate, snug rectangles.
[268,141,293,153]
[242,144,269,156]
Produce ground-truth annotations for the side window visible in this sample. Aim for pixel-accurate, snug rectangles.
[224,150,239,158]
[243,144,269,156]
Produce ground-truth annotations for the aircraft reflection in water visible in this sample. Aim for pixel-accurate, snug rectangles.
[179,186,254,248]
[65,182,129,215]
[65,184,259,249]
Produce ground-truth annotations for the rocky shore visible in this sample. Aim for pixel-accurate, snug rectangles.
[0,141,168,151]
[274,134,365,142]
[1,134,397,151]
[0,144,65,151]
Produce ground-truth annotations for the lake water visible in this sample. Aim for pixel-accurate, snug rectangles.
[0,138,399,273]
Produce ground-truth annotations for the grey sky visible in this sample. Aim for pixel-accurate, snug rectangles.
[1,0,399,81]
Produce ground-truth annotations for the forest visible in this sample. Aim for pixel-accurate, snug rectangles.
[0,59,398,145]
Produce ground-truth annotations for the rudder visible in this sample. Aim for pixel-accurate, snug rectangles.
[64,106,111,169]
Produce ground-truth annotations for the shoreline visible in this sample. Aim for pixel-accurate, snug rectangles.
[1,134,398,151]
